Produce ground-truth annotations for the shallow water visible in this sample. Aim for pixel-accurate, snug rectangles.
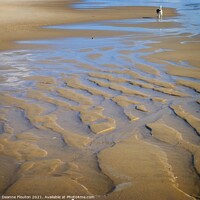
[74,0,200,36]
[0,1,200,199]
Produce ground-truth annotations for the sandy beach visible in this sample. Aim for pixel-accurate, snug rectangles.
[0,0,200,199]
[0,0,176,50]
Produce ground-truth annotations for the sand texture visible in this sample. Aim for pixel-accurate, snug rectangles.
[0,0,200,199]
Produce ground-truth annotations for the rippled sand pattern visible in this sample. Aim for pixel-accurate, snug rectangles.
[0,19,200,199]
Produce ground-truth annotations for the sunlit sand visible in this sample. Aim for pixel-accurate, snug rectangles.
[0,0,200,199]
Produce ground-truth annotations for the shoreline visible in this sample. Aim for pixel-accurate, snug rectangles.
[0,0,176,51]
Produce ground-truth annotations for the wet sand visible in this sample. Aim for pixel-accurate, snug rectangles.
[0,0,200,200]
[0,0,175,50]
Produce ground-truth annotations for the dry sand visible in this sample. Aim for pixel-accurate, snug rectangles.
[0,0,200,200]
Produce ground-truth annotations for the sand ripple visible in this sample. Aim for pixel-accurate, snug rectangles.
[0,17,200,199]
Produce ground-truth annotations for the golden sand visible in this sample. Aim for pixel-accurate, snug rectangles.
[0,0,200,199]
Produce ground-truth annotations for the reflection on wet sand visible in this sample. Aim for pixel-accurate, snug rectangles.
[0,7,200,200]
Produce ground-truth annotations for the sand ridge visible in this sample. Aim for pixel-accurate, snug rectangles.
[0,0,200,199]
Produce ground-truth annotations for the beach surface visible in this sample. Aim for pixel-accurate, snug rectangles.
[0,0,200,199]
